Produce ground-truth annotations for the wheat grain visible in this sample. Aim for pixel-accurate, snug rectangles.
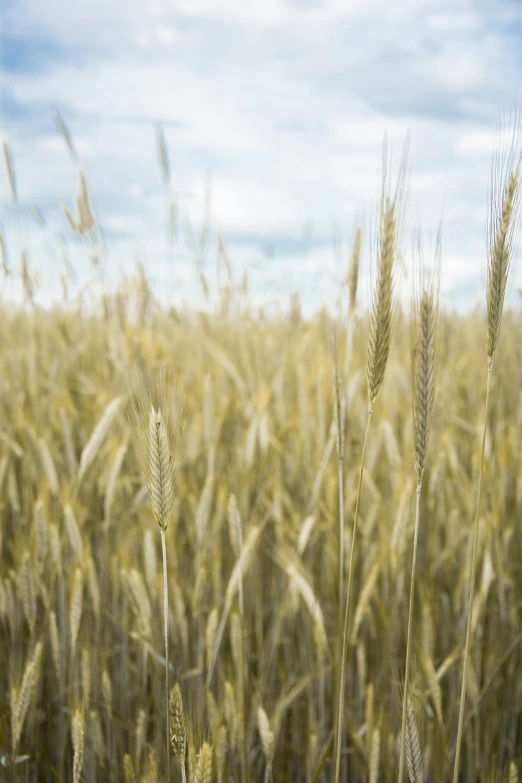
[487,113,522,362]
[411,228,442,481]
[12,640,43,752]
[169,681,187,776]
[404,698,423,783]
[123,753,136,783]
[195,742,213,783]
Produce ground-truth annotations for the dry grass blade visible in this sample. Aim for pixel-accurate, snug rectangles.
[157,126,170,184]
[78,396,122,484]
[2,138,17,203]
[52,111,78,161]
[207,521,266,686]
[258,706,275,782]
[277,555,328,650]
[76,169,96,236]
[0,225,10,276]
[351,560,379,643]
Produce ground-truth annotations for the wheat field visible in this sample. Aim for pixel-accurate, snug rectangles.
[1,127,522,783]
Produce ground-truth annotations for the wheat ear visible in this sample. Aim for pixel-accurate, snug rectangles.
[129,366,184,783]
[194,742,213,783]
[169,681,187,783]
[453,111,522,782]
[398,227,441,782]
[334,138,408,783]
[404,697,423,783]
[331,325,345,636]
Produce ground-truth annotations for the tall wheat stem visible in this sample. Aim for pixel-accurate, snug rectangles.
[334,403,373,783]
[398,480,422,781]
[161,529,170,782]
[453,361,492,782]
[338,455,345,636]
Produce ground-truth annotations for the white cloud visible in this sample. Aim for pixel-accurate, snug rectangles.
[2,0,522,313]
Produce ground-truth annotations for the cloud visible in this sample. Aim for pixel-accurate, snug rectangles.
[1,0,522,312]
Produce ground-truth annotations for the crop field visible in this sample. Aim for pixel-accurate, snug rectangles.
[1,125,522,783]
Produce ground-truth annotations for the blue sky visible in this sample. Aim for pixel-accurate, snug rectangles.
[1,0,522,313]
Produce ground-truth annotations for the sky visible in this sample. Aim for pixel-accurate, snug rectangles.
[1,0,522,314]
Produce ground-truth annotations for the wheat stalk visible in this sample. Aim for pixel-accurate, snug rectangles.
[398,227,441,782]
[331,327,345,627]
[334,138,408,783]
[129,365,184,783]
[453,111,522,782]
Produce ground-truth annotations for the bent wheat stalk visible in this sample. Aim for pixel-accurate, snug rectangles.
[453,112,522,782]
[398,228,441,782]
